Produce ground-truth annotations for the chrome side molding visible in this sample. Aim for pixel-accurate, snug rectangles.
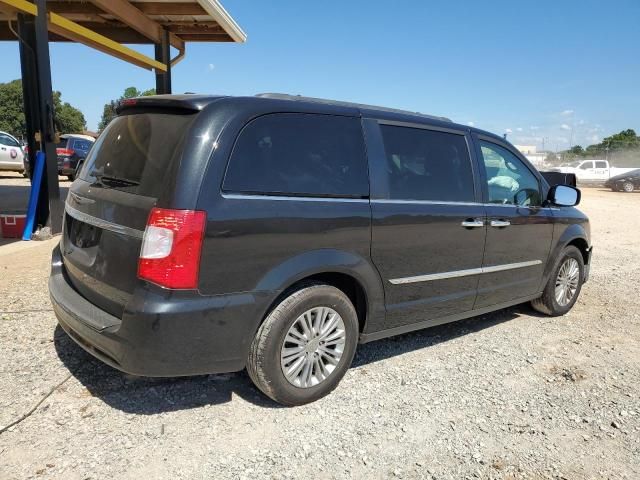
[389,260,542,285]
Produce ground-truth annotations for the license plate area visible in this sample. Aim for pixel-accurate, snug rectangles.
[66,213,102,249]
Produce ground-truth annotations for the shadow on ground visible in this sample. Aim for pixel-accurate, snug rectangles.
[54,303,539,413]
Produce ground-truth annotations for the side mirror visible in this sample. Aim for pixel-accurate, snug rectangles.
[548,184,580,207]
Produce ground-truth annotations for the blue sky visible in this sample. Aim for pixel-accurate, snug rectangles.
[1,0,638,150]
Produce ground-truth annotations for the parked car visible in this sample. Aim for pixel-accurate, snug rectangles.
[0,131,26,175]
[50,94,592,405]
[550,159,636,185]
[24,134,95,180]
[604,168,640,192]
[56,134,95,180]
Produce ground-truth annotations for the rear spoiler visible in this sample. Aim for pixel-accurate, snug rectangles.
[540,171,577,188]
[116,94,226,114]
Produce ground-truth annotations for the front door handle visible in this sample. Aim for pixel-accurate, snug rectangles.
[461,219,485,228]
[490,219,511,228]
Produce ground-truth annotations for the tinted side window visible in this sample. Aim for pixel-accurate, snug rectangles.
[223,113,368,198]
[595,161,607,168]
[378,125,475,202]
[479,141,541,206]
[0,134,19,147]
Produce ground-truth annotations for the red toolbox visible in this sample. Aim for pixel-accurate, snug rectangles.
[0,214,27,238]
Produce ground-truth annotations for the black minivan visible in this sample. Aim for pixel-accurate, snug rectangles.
[50,94,592,405]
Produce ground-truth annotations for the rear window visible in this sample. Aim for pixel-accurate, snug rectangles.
[79,112,196,197]
[223,113,369,198]
[73,139,93,152]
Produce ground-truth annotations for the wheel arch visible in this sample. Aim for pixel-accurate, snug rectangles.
[254,249,386,335]
[542,224,591,287]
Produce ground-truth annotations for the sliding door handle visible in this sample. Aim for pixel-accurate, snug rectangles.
[461,219,485,228]
[490,219,511,228]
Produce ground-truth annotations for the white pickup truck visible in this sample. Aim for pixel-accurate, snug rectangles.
[551,159,636,185]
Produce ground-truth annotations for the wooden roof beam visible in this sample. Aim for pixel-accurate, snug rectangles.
[46,2,207,16]
[88,0,184,51]
[0,0,167,71]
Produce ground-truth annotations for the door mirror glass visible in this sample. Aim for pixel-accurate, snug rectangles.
[549,185,580,206]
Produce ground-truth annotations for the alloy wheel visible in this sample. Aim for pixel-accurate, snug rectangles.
[280,307,346,388]
[555,257,580,306]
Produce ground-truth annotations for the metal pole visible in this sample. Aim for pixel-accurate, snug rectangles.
[17,13,49,230]
[154,29,171,94]
[34,0,63,234]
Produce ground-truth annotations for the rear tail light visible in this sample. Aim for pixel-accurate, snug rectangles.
[58,148,75,157]
[138,208,206,289]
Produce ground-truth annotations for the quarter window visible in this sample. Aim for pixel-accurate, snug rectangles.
[479,140,541,206]
[378,125,475,202]
[223,113,369,198]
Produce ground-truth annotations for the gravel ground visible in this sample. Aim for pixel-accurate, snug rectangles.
[1,188,639,480]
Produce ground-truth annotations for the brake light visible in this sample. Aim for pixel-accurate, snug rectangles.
[58,148,75,157]
[138,208,206,289]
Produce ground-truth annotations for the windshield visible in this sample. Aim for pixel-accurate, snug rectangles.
[79,112,196,197]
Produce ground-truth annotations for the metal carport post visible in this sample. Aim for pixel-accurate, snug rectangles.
[0,0,246,236]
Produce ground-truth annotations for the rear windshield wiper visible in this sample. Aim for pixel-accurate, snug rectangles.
[92,174,140,188]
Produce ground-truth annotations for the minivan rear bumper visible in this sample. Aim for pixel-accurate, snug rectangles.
[50,245,271,377]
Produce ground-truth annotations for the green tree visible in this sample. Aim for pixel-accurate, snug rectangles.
[0,79,26,137]
[580,129,640,157]
[53,91,86,134]
[0,79,86,137]
[98,87,156,131]
[568,145,584,155]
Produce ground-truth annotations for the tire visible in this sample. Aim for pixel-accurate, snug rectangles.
[247,283,359,406]
[531,246,584,316]
[622,181,634,193]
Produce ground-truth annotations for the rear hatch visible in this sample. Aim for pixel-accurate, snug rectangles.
[61,109,198,318]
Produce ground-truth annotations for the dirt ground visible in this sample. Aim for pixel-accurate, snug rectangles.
[0,188,639,480]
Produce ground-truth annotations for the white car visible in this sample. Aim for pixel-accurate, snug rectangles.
[0,131,26,175]
[552,159,636,185]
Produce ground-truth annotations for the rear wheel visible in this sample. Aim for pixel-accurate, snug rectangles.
[247,284,359,406]
[531,246,584,316]
[622,181,634,193]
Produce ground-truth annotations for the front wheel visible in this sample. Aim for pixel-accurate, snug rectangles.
[531,246,584,316]
[622,181,634,193]
[247,284,359,406]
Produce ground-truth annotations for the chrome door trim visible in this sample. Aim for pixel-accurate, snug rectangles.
[65,203,144,239]
[390,267,484,284]
[481,260,542,273]
[371,199,481,207]
[221,193,369,203]
[389,260,542,285]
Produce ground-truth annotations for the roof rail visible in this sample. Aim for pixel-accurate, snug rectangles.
[255,93,452,123]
